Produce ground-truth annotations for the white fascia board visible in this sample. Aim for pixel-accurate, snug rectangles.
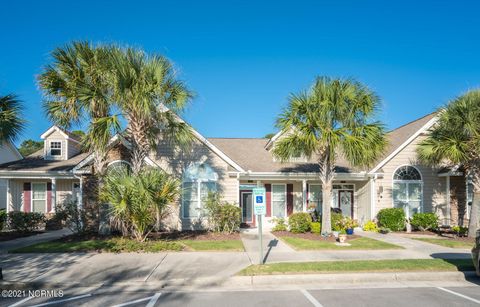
[0,171,75,179]
[238,171,369,181]
[264,130,284,150]
[40,125,81,144]
[369,116,438,174]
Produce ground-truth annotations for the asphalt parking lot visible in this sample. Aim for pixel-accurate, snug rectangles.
[2,285,480,307]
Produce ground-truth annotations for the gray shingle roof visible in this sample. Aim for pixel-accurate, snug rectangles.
[0,151,89,173]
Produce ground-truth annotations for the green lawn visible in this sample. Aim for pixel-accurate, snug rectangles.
[279,236,403,250]
[239,259,475,276]
[412,238,474,249]
[180,239,244,251]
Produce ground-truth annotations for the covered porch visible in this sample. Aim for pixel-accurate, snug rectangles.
[237,172,373,228]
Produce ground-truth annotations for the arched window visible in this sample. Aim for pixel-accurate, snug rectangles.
[393,165,423,218]
[182,162,218,218]
[107,160,131,173]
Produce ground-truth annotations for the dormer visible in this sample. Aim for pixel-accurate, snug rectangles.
[40,126,81,160]
[265,129,308,163]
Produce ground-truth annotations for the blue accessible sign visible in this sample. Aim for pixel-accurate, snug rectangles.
[253,187,266,215]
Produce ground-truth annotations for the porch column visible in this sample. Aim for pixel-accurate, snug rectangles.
[446,175,451,225]
[302,179,307,212]
[79,176,83,210]
[6,179,10,213]
[256,180,262,187]
[51,178,57,212]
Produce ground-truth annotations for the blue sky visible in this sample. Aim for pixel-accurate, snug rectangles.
[1,0,479,145]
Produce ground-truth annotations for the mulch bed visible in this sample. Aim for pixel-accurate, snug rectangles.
[53,231,241,243]
[272,231,360,242]
[150,230,240,241]
[0,231,44,242]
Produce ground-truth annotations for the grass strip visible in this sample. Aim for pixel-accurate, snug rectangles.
[412,238,474,249]
[180,239,245,251]
[280,236,403,250]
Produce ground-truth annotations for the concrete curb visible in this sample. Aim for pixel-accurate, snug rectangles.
[1,271,477,290]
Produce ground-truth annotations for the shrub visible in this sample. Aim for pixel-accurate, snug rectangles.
[8,212,45,232]
[377,208,405,231]
[204,192,241,234]
[0,209,7,230]
[452,225,468,237]
[344,217,358,229]
[363,220,379,232]
[288,212,312,233]
[331,212,345,231]
[60,202,88,233]
[379,227,391,234]
[310,222,321,234]
[272,218,287,232]
[410,213,439,231]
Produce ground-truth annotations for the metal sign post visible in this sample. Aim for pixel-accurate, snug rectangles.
[253,187,266,265]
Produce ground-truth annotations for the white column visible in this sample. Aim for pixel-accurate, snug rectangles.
[51,178,57,213]
[370,175,377,220]
[302,179,307,212]
[6,179,10,213]
[78,177,83,210]
[446,176,451,226]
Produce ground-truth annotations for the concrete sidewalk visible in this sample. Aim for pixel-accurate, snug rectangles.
[0,228,72,254]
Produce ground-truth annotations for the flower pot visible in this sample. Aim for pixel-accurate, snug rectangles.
[338,234,347,243]
[346,228,354,235]
[333,231,339,238]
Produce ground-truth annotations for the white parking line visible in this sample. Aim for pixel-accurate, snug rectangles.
[29,293,92,307]
[8,296,33,307]
[112,293,162,307]
[437,287,480,304]
[301,289,324,307]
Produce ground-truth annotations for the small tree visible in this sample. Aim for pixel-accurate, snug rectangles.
[100,167,180,241]
[418,90,480,237]
[204,192,241,234]
[0,94,25,143]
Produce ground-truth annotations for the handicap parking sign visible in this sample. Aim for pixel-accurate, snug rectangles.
[256,196,263,203]
[253,188,266,215]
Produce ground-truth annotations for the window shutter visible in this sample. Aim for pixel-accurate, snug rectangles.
[47,182,52,212]
[23,182,31,212]
[287,184,294,216]
[265,184,271,217]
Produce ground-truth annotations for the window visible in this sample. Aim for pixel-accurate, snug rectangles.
[393,166,423,218]
[467,178,474,219]
[50,141,62,156]
[182,163,218,218]
[107,160,131,173]
[308,184,322,213]
[32,183,46,213]
[272,184,286,218]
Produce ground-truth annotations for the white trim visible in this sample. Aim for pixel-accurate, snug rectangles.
[370,174,377,220]
[369,116,438,174]
[48,139,63,160]
[265,130,285,150]
[271,183,287,218]
[6,179,10,213]
[50,178,56,213]
[391,165,424,218]
[302,179,307,212]
[107,160,132,168]
[31,182,47,213]
[181,180,217,219]
[308,183,322,212]
[40,125,81,144]
[239,171,368,181]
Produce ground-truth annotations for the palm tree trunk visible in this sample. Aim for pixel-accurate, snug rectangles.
[321,180,333,234]
[468,174,480,238]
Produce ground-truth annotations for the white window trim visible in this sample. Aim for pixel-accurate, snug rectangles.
[181,180,217,219]
[48,140,63,160]
[31,182,47,213]
[392,165,424,218]
[271,183,287,218]
[107,160,132,168]
[308,183,322,210]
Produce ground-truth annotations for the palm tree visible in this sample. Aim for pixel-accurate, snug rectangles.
[418,90,480,238]
[38,41,120,176]
[109,47,194,174]
[0,94,25,143]
[272,77,387,234]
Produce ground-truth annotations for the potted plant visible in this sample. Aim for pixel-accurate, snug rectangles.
[338,230,347,243]
[345,218,358,235]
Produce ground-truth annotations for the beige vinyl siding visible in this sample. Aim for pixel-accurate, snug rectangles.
[8,179,78,212]
[355,180,371,224]
[150,138,240,230]
[45,130,67,160]
[375,134,447,220]
[0,141,21,164]
[67,139,81,159]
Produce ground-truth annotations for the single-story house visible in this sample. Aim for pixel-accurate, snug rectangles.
[0,112,474,229]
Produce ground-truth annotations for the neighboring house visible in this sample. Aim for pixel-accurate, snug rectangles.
[0,140,23,210]
[0,113,473,229]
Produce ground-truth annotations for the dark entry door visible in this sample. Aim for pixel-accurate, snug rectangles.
[338,190,354,218]
[241,192,253,223]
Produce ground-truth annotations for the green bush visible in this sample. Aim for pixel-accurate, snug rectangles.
[8,211,45,232]
[377,208,405,231]
[452,225,468,237]
[0,209,7,230]
[410,213,439,231]
[331,212,345,231]
[288,212,312,233]
[204,192,241,234]
[379,227,391,234]
[272,218,287,231]
[362,220,379,232]
[310,222,321,234]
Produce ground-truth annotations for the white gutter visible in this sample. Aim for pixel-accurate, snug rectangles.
[237,171,370,181]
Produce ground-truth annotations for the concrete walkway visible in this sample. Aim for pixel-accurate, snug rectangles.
[0,228,72,253]
[240,228,295,264]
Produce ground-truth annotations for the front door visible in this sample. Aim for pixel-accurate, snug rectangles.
[241,192,254,225]
[338,190,353,218]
